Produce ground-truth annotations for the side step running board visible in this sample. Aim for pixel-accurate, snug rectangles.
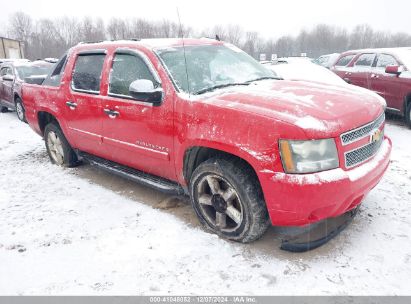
[79,152,185,195]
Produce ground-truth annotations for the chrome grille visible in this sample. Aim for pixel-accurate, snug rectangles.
[340,113,385,145]
[344,129,384,168]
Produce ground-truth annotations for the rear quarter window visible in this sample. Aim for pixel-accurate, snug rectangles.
[335,54,355,67]
[43,55,67,87]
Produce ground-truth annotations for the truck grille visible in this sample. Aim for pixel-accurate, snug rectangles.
[344,129,384,168]
[340,113,385,145]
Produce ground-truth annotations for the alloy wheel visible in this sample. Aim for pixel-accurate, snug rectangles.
[196,174,243,232]
[16,102,24,121]
[47,131,64,165]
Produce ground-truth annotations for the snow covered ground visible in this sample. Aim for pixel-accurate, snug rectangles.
[0,111,410,295]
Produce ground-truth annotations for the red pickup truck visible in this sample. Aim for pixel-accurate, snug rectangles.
[331,48,411,127]
[22,39,391,243]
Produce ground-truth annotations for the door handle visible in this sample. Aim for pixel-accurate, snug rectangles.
[371,74,379,79]
[66,101,77,108]
[104,108,120,118]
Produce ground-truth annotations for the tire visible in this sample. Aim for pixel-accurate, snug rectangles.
[44,122,78,167]
[15,97,26,122]
[0,106,9,113]
[405,99,411,129]
[189,157,270,243]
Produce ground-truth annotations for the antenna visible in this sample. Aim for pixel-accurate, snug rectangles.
[176,7,190,96]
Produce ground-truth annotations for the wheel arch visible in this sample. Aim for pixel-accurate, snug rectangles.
[37,111,61,136]
[182,145,261,187]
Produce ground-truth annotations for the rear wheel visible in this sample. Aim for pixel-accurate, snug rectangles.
[0,106,9,113]
[44,123,78,167]
[189,157,270,243]
[15,97,26,122]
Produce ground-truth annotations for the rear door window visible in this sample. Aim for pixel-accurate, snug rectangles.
[108,53,155,97]
[71,53,105,94]
[354,53,376,67]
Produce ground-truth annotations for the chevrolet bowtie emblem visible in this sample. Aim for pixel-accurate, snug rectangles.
[370,129,382,143]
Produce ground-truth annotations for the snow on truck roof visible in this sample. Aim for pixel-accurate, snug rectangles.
[75,38,223,50]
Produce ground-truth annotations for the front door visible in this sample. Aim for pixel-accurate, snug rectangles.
[349,53,376,89]
[99,50,176,181]
[370,53,404,111]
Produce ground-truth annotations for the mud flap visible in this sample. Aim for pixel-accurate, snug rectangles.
[280,207,359,252]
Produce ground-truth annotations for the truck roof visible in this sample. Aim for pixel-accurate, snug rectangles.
[74,38,223,52]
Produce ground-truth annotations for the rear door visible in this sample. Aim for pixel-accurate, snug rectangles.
[331,53,356,81]
[349,53,376,89]
[99,49,176,180]
[65,51,107,155]
[370,53,403,111]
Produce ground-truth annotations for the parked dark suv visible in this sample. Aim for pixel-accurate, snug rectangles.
[331,48,411,127]
[0,60,54,121]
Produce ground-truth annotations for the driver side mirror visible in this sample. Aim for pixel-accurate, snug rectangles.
[2,74,15,82]
[129,79,163,105]
[385,65,404,75]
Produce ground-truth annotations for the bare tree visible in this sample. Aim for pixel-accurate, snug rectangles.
[7,12,33,57]
[275,36,295,57]
[80,17,106,42]
[107,18,129,40]
[5,11,411,60]
[225,24,244,45]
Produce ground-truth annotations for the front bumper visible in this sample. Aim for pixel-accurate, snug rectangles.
[260,137,392,226]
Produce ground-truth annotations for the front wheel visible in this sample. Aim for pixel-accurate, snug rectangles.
[44,123,78,167]
[0,106,9,113]
[405,100,411,129]
[189,158,270,243]
[15,98,26,122]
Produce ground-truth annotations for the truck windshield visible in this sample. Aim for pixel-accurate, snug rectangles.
[156,44,277,95]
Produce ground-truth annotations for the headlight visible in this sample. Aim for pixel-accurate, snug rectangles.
[279,139,339,174]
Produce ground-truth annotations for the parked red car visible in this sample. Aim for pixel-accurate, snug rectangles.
[0,60,54,121]
[331,48,411,127]
[22,39,391,243]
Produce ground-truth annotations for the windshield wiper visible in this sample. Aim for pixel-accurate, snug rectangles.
[246,76,283,83]
[193,82,250,95]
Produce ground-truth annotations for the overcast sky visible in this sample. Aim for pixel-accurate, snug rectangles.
[1,0,410,38]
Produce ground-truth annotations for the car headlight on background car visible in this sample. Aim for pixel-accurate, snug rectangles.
[279,139,339,174]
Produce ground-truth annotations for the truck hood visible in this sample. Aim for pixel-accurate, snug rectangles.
[195,80,384,138]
